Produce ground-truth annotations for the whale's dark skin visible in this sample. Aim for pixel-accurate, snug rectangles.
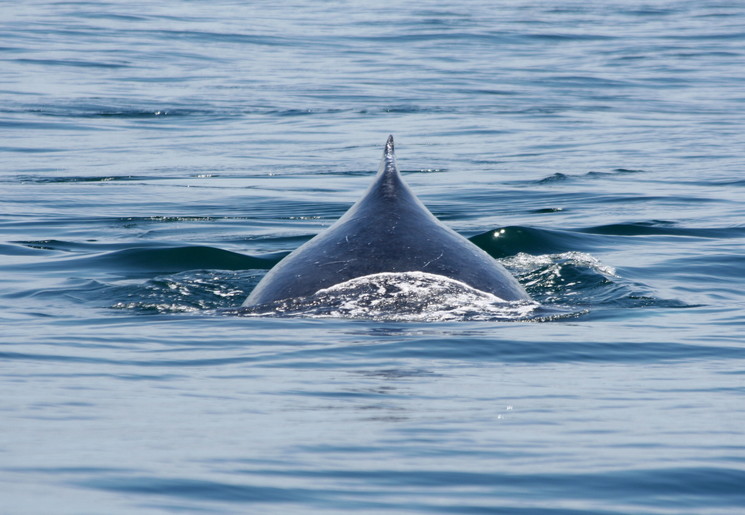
[243,136,530,306]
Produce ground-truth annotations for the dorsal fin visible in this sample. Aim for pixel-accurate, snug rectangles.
[385,134,394,155]
[376,135,403,197]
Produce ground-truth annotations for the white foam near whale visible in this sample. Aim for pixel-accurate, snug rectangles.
[245,271,539,322]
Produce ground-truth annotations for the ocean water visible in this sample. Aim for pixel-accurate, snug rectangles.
[2,0,745,513]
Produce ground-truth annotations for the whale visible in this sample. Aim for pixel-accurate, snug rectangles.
[243,136,530,307]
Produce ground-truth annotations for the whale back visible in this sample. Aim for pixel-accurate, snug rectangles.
[244,136,530,306]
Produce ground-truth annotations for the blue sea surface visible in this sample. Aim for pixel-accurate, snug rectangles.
[2,1,745,513]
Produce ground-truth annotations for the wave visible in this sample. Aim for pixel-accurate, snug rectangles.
[11,58,129,69]
[536,169,646,184]
[469,223,744,261]
[110,270,258,314]
[470,226,595,258]
[91,246,283,273]
[504,251,690,311]
[71,465,745,512]
[578,222,745,238]
[6,245,284,274]
[16,175,149,184]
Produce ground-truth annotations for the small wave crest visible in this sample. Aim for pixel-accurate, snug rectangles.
[109,270,258,314]
[235,272,543,322]
[504,251,688,311]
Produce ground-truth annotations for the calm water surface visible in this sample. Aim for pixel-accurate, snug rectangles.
[2,1,745,513]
